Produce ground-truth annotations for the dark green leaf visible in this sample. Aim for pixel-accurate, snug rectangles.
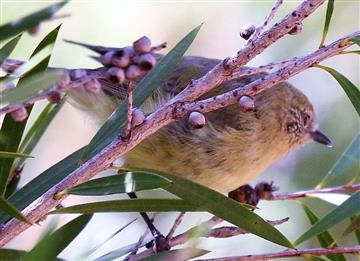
[319,0,334,47]
[0,70,61,106]
[341,50,360,55]
[0,151,33,158]
[49,199,201,214]
[81,24,202,161]
[301,203,345,261]
[66,171,172,195]
[0,1,67,41]
[127,169,293,248]
[0,249,27,260]
[0,148,84,223]
[350,36,360,46]
[315,65,360,116]
[344,215,360,237]
[317,132,360,188]
[0,25,60,196]
[350,215,360,244]
[0,34,22,65]
[23,214,92,261]
[295,191,360,246]
[18,100,65,165]
[0,196,29,222]
[140,248,210,261]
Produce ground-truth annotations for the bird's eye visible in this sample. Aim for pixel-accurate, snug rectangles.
[302,113,310,127]
[286,122,298,133]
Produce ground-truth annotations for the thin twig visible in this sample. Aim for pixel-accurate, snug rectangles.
[197,246,360,261]
[249,0,284,41]
[269,183,360,201]
[166,212,186,240]
[122,81,134,140]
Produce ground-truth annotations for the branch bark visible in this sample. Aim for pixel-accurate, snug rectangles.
[0,0,358,247]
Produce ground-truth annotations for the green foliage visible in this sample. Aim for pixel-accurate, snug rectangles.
[319,0,334,47]
[295,191,360,246]
[0,34,22,65]
[22,214,92,260]
[0,1,67,41]
[0,151,32,158]
[66,171,172,195]
[301,203,346,261]
[0,196,29,222]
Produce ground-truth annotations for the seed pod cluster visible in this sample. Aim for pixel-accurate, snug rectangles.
[100,36,164,84]
[240,24,256,40]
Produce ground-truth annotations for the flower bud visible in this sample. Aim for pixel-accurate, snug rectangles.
[137,53,156,71]
[47,91,62,104]
[112,49,130,68]
[106,67,125,83]
[11,106,28,122]
[100,51,114,67]
[131,108,145,127]
[125,65,141,80]
[84,78,102,94]
[240,24,256,40]
[70,69,87,80]
[238,95,255,112]
[188,111,206,129]
[288,22,303,35]
[133,36,152,54]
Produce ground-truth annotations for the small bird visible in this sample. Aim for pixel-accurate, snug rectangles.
[68,54,332,194]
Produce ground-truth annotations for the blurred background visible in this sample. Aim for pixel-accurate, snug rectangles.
[1,0,359,260]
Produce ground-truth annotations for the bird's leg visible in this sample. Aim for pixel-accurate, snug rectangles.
[127,192,171,252]
[228,182,278,207]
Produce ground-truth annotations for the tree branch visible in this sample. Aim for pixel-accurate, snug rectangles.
[0,0,358,247]
[197,246,360,261]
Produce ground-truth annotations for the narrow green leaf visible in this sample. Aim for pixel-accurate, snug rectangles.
[319,0,334,47]
[66,171,172,195]
[350,215,360,244]
[0,147,84,223]
[0,70,61,107]
[315,65,360,116]
[0,249,27,260]
[49,199,201,214]
[0,1,67,41]
[140,248,210,261]
[317,132,360,188]
[295,191,360,246]
[0,25,61,196]
[0,151,33,158]
[350,36,360,46]
[344,215,360,236]
[23,214,92,261]
[81,24,202,161]
[10,44,54,78]
[126,169,293,249]
[0,196,29,222]
[0,34,22,65]
[301,203,346,261]
[341,50,360,55]
[18,99,65,165]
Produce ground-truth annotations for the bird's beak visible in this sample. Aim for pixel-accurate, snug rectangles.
[308,130,333,148]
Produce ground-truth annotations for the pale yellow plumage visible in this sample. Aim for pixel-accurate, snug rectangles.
[69,56,327,193]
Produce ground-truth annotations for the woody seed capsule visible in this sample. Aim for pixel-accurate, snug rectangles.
[125,65,142,80]
[112,49,130,68]
[240,24,256,40]
[131,108,145,127]
[47,91,62,104]
[288,22,303,35]
[11,106,28,122]
[106,67,125,83]
[84,78,102,94]
[138,53,156,71]
[238,95,255,112]
[70,69,87,80]
[188,111,206,129]
[100,51,114,67]
[133,36,152,54]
